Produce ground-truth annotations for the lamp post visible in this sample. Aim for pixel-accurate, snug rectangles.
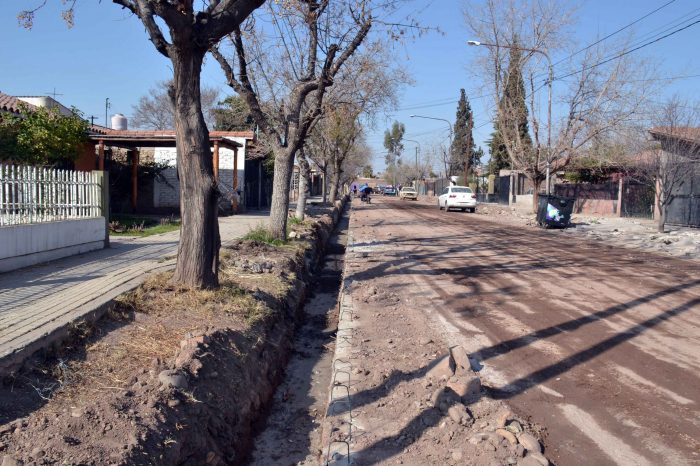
[467,40,554,195]
[410,114,455,181]
[403,138,421,182]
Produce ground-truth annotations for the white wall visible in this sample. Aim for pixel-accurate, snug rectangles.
[0,218,106,273]
[152,136,249,209]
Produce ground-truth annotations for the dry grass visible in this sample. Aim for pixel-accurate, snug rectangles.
[47,266,278,404]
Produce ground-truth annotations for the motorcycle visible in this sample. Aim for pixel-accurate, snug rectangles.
[360,192,372,204]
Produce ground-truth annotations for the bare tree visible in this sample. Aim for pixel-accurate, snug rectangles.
[465,0,658,210]
[637,99,700,232]
[338,137,372,189]
[321,42,406,203]
[295,148,313,221]
[19,1,266,288]
[211,1,375,240]
[131,80,221,130]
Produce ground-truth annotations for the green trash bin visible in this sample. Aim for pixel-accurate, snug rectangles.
[537,195,574,228]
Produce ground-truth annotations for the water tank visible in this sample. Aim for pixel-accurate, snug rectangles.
[111,113,128,130]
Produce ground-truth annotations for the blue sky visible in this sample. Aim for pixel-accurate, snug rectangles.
[1,1,698,173]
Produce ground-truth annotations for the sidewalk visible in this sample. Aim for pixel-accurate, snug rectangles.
[0,212,268,372]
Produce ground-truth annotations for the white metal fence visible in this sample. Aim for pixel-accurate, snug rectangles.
[0,164,102,226]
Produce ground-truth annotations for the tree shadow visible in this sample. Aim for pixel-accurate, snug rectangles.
[338,279,700,465]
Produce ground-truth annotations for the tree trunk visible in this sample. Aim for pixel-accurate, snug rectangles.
[296,153,311,220]
[531,178,543,214]
[657,192,666,233]
[321,166,328,205]
[269,146,296,240]
[329,171,339,204]
[170,49,220,288]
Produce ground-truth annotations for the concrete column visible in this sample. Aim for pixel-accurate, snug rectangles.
[213,141,220,181]
[232,147,239,213]
[130,149,139,211]
[98,140,105,170]
[617,177,624,217]
[93,170,110,248]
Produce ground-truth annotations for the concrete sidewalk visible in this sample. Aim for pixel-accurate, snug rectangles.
[0,213,268,372]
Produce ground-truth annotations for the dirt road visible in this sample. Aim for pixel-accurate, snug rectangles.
[351,196,700,465]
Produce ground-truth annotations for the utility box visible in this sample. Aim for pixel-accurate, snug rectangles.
[537,194,574,228]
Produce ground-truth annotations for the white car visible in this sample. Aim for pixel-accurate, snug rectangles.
[438,186,477,212]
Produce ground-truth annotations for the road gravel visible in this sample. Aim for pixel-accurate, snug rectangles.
[351,196,700,466]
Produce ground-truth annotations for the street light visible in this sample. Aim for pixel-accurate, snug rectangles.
[467,39,554,195]
[403,138,422,184]
[410,114,454,180]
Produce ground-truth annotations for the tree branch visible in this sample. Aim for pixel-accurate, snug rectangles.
[210,30,282,145]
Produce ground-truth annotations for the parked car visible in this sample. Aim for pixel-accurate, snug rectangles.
[438,186,477,212]
[399,186,418,200]
[373,185,384,194]
[383,186,397,196]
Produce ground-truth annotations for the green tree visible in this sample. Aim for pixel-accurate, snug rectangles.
[450,89,480,177]
[212,95,255,131]
[493,44,532,173]
[486,130,509,175]
[18,0,266,288]
[362,164,374,178]
[0,105,88,165]
[383,121,405,167]
[383,121,405,186]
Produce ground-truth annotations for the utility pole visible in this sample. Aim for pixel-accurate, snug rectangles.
[403,138,421,183]
[410,115,452,180]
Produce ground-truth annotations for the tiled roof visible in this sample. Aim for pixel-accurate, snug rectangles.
[87,128,255,139]
[0,92,36,115]
[649,126,700,144]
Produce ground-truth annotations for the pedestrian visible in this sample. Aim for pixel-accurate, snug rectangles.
[352,185,358,197]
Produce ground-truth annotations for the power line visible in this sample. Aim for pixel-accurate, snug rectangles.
[532,6,700,81]
[556,72,700,84]
[553,18,700,81]
[551,0,677,67]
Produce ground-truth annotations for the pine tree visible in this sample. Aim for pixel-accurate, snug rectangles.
[487,129,509,174]
[449,89,477,177]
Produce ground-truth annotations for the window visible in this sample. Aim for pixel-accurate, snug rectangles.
[451,187,472,193]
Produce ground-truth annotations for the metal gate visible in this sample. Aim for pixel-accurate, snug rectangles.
[497,176,510,205]
[665,163,700,227]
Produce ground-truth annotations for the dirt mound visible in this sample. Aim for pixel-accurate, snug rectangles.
[0,200,348,465]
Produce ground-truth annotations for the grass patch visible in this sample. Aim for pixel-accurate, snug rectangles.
[288,216,304,226]
[242,223,285,246]
[110,214,180,237]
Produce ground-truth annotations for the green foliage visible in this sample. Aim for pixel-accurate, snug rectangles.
[383,121,405,168]
[487,130,510,174]
[362,164,374,178]
[243,224,285,246]
[450,89,480,176]
[488,42,532,175]
[0,104,88,165]
[212,95,255,131]
[262,151,275,175]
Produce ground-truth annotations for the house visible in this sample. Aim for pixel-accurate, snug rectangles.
[84,127,266,213]
[1,91,271,213]
[0,92,35,116]
[649,126,700,227]
[0,92,74,117]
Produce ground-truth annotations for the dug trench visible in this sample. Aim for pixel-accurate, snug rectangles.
[0,197,349,466]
